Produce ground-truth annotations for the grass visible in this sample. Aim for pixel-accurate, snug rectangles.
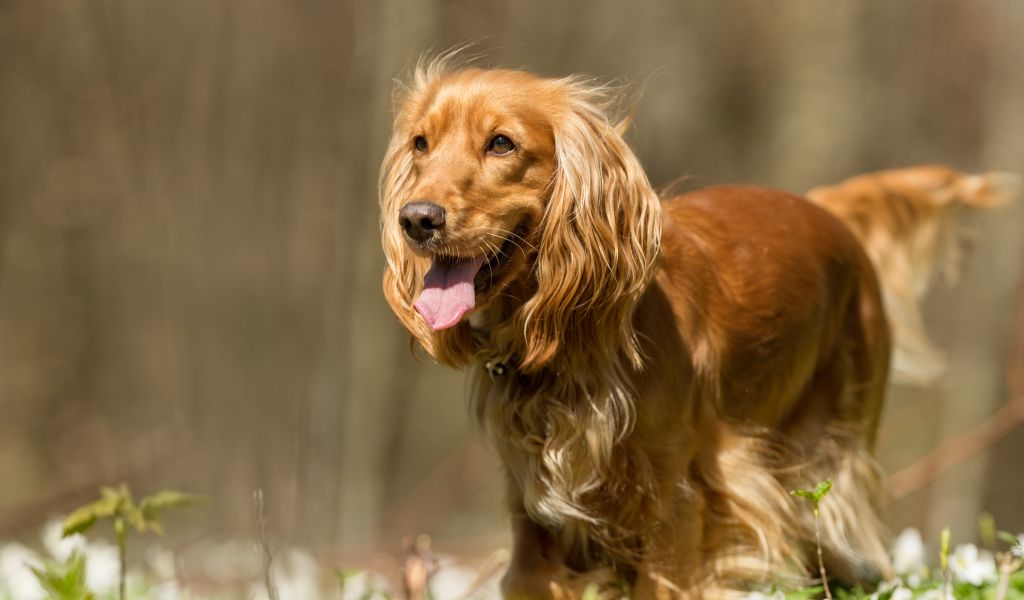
[2,483,1022,599]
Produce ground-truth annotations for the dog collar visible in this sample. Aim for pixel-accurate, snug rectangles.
[484,359,509,378]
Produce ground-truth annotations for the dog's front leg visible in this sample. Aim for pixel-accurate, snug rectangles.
[501,511,581,599]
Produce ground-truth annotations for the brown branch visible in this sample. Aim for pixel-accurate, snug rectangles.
[885,395,1024,498]
[402,534,433,600]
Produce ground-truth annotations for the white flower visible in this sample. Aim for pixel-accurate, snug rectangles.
[0,542,45,600]
[248,548,333,600]
[949,543,996,586]
[38,517,120,596]
[146,544,177,581]
[430,557,481,599]
[340,570,392,600]
[40,517,87,563]
[275,549,321,599]
[1013,534,1024,559]
[152,580,185,600]
[84,540,121,595]
[889,587,912,600]
[891,528,925,576]
[868,579,902,600]
[745,591,784,600]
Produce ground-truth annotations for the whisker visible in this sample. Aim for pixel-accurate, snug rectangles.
[481,238,502,281]
[477,227,537,255]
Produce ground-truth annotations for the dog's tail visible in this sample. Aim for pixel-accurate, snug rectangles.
[807,165,1020,385]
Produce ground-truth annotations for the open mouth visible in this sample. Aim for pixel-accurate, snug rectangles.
[413,222,526,331]
[473,232,518,294]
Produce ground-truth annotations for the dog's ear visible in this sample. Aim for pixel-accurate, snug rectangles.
[379,75,475,367]
[380,129,429,340]
[515,84,662,372]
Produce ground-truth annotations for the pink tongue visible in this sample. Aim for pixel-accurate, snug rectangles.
[414,256,486,330]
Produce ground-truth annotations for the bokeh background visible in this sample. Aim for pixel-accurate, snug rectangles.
[2,0,1023,581]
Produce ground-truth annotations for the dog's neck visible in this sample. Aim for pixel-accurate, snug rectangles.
[467,283,532,374]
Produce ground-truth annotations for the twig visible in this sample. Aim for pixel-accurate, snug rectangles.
[254,489,279,600]
[402,534,433,600]
[995,554,1011,600]
[885,395,1024,498]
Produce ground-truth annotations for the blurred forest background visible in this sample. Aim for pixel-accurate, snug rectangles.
[1,0,1023,571]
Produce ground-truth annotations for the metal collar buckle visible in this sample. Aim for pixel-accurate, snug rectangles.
[484,359,508,378]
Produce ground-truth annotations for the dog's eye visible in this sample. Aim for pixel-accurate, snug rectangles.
[413,136,429,152]
[487,135,516,155]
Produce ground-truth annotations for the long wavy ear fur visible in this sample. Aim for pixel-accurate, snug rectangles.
[515,80,662,373]
[379,54,477,367]
[381,65,662,371]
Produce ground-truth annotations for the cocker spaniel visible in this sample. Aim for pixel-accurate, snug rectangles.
[378,60,1016,598]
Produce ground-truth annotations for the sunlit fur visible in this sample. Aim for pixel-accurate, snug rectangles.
[808,166,1020,385]
[379,60,1009,599]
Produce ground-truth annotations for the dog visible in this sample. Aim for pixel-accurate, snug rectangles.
[378,60,1016,598]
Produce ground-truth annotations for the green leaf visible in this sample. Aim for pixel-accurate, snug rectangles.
[978,512,996,549]
[139,490,205,520]
[833,585,868,600]
[998,531,1021,545]
[100,484,131,510]
[940,527,951,571]
[581,583,601,600]
[139,490,204,534]
[1011,569,1024,591]
[30,551,95,600]
[791,479,833,505]
[952,581,984,600]
[124,503,150,533]
[62,495,120,537]
[785,584,824,600]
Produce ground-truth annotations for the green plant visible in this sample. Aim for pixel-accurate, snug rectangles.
[792,479,834,600]
[334,568,392,600]
[62,484,203,600]
[995,531,1024,600]
[940,526,951,599]
[30,551,95,600]
[581,583,601,600]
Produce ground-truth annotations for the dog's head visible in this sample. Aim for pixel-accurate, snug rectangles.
[380,65,661,371]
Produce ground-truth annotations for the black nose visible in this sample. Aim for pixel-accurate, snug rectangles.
[399,201,446,243]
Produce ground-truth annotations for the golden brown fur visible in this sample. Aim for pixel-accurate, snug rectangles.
[379,60,1013,598]
[808,166,1020,385]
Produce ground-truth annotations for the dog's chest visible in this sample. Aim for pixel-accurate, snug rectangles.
[479,364,650,520]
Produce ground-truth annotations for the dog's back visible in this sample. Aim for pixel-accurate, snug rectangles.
[640,169,1017,591]
[646,185,892,588]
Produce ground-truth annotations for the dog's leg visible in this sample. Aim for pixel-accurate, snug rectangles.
[627,485,716,600]
[501,509,582,600]
[501,501,637,599]
[782,278,894,586]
